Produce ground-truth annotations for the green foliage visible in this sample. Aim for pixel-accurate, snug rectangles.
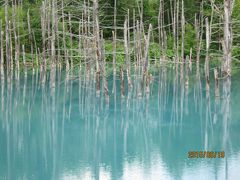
[0,0,239,69]
[0,5,42,53]
[27,7,42,49]
[233,0,240,18]
[0,6,27,45]
[184,23,196,55]
[233,46,240,59]
[149,42,160,59]
[166,49,175,59]
[105,40,125,65]
[105,41,113,62]
[166,36,175,58]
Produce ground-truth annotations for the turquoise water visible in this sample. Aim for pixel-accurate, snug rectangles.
[0,66,240,180]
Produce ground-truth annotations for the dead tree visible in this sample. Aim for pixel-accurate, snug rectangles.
[127,10,132,89]
[171,0,177,58]
[176,0,180,61]
[112,30,117,95]
[5,0,10,69]
[12,3,20,70]
[143,24,152,73]
[143,24,152,95]
[68,13,73,69]
[181,0,185,61]
[124,17,132,89]
[27,10,34,69]
[222,0,234,76]
[205,18,210,92]
[158,0,165,61]
[195,1,203,63]
[61,0,69,70]
[112,31,116,74]
[41,1,47,69]
[133,9,136,64]
[93,0,101,69]
[114,0,117,34]
[9,20,13,70]
[101,31,109,102]
[0,20,3,68]
[51,0,57,65]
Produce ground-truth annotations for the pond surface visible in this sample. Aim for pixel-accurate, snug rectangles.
[0,66,240,180]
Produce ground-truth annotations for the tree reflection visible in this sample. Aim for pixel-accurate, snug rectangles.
[0,65,238,180]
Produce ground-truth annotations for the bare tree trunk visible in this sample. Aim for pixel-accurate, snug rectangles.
[141,24,152,96]
[12,3,19,70]
[68,13,73,69]
[32,30,39,69]
[112,30,117,95]
[5,0,10,69]
[101,31,109,102]
[112,31,116,74]
[176,0,180,61]
[0,20,4,68]
[94,0,101,97]
[136,20,141,67]
[222,0,234,76]
[194,14,200,62]
[181,0,185,61]
[143,24,152,73]
[205,17,210,92]
[83,1,88,73]
[78,21,82,69]
[41,1,47,70]
[51,0,57,66]
[27,10,34,70]
[61,0,69,70]
[127,10,132,89]
[114,0,117,33]
[47,0,51,59]
[93,0,103,99]
[158,0,164,61]
[113,0,117,73]
[172,0,177,57]
[195,2,203,63]
[133,9,136,64]
[124,17,132,89]
[185,56,189,87]
[9,21,13,70]
[93,0,101,73]
[124,18,129,68]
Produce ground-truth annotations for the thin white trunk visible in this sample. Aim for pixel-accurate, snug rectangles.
[181,0,185,61]
[0,20,3,67]
[223,0,234,75]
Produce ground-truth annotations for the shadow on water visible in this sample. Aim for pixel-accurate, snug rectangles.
[0,64,240,180]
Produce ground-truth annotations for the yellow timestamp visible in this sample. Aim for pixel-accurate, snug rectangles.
[188,151,225,158]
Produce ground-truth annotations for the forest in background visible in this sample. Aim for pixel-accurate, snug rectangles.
[0,0,239,74]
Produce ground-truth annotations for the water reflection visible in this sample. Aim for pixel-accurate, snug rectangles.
[0,65,239,180]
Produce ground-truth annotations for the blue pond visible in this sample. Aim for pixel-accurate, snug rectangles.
[0,66,240,180]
